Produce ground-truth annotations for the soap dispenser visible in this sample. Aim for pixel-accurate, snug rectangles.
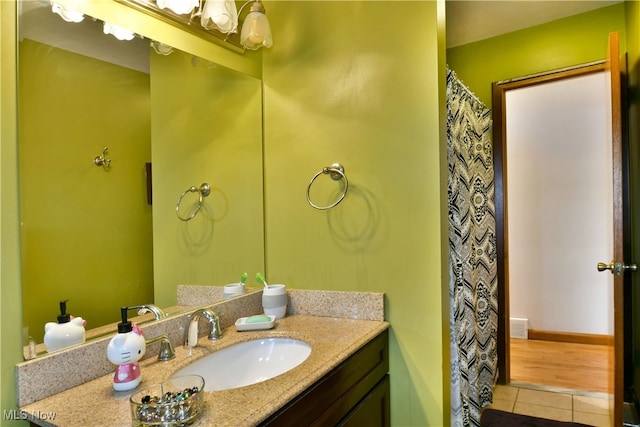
[106,307,146,391]
[43,300,86,353]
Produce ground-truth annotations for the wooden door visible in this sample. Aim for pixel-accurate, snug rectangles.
[601,30,631,427]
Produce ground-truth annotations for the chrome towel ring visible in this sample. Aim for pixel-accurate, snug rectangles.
[306,163,348,210]
[176,183,211,221]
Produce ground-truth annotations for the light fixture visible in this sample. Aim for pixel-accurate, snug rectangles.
[238,0,272,50]
[200,0,238,34]
[103,22,136,41]
[112,0,273,52]
[150,40,175,55]
[50,1,84,23]
[156,0,199,16]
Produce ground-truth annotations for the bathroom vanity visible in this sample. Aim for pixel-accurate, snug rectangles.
[260,328,389,426]
[18,290,389,426]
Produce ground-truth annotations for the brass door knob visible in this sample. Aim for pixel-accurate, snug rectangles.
[597,261,638,275]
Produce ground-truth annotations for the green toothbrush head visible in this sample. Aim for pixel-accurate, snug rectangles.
[256,272,269,289]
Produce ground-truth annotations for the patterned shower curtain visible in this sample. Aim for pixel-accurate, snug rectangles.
[446,68,498,427]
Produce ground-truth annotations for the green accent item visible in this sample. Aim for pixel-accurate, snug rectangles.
[240,272,248,284]
[256,272,269,289]
[246,315,271,324]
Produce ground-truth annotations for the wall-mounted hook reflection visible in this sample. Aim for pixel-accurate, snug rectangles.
[94,146,111,170]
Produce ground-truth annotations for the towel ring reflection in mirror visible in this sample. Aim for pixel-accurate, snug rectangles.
[306,163,348,210]
[176,183,211,221]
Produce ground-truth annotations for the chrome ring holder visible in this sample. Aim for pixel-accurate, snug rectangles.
[306,163,348,210]
[176,183,211,221]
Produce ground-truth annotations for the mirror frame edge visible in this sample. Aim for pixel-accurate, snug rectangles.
[2,0,25,405]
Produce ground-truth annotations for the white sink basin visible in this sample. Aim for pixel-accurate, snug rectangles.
[173,338,311,391]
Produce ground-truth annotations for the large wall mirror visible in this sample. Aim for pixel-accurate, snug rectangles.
[18,0,265,352]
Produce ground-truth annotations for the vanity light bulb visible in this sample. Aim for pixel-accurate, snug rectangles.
[201,0,238,34]
[240,11,272,50]
[103,22,136,41]
[156,0,199,15]
[50,2,84,23]
[213,14,232,30]
[150,41,174,55]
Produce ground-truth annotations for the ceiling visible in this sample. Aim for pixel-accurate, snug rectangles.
[446,0,623,48]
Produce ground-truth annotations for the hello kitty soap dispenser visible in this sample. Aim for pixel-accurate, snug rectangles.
[107,307,146,391]
[44,300,86,353]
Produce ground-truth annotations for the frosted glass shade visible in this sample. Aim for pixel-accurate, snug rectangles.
[156,0,199,15]
[150,41,174,55]
[240,7,272,50]
[201,0,238,34]
[103,22,135,41]
[51,2,84,23]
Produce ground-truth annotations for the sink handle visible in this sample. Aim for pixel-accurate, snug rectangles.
[208,311,223,340]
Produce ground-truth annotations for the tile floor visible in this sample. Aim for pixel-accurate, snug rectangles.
[487,384,613,426]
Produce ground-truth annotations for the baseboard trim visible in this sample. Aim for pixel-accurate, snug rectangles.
[528,329,613,346]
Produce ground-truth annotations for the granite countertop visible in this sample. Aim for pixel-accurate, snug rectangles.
[21,315,389,427]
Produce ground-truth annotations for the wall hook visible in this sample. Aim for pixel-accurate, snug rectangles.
[94,146,111,170]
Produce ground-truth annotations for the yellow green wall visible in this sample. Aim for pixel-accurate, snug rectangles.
[150,49,265,306]
[447,3,627,106]
[19,39,153,342]
[262,2,449,425]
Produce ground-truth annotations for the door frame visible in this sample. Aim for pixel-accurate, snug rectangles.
[492,61,608,386]
[493,32,630,427]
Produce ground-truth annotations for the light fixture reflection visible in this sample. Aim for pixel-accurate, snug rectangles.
[50,2,84,23]
[156,0,199,15]
[239,0,272,50]
[103,22,136,41]
[201,0,238,34]
[151,40,175,55]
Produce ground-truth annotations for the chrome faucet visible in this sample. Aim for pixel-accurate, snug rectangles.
[129,304,167,320]
[145,334,175,361]
[183,308,223,348]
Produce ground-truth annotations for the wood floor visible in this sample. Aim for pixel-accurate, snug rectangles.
[510,338,613,394]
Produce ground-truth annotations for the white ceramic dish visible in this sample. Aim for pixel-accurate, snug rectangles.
[235,315,276,331]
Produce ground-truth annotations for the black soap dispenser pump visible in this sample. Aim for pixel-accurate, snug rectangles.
[43,299,86,353]
[117,306,133,333]
[57,299,70,324]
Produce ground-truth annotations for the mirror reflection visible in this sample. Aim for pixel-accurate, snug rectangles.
[18,0,265,353]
